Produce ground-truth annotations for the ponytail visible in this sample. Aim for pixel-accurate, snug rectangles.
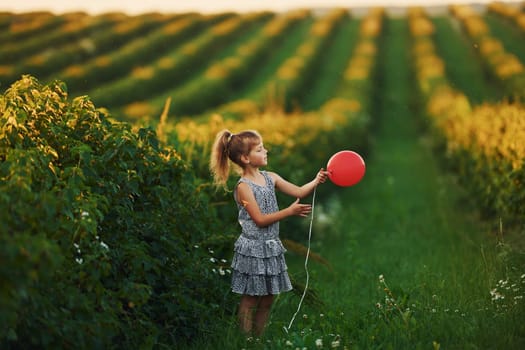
[209,129,262,188]
[210,129,232,187]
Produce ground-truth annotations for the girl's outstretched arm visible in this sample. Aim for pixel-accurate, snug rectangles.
[236,182,312,227]
[271,168,328,199]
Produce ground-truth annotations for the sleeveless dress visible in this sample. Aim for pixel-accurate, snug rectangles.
[230,171,293,296]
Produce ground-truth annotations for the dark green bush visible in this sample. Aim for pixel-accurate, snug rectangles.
[0,75,234,349]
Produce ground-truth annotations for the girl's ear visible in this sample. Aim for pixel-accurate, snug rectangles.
[240,154,250,165]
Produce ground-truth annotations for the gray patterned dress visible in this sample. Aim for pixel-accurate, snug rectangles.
[230,171,293,296]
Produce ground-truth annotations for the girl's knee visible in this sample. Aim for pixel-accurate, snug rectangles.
[240,295,259,308]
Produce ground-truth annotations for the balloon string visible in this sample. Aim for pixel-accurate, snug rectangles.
[284,186,316,333]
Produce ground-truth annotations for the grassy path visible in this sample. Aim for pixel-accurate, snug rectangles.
[274,18,524,349]
[192,18,524,350]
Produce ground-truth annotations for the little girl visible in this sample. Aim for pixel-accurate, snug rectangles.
[209,129,328,336]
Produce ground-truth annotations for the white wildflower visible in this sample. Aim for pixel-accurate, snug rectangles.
[75,257,83,264]
[285,340,293,346]
[100,241,109,250]
[315,338,323,348]
[378,274,385,283]
[210,257,217,263]
[490,288,504,301]
[331,339,340,348]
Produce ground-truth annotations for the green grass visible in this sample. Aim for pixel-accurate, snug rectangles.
[186,18,525,349]
[432,17,504,104]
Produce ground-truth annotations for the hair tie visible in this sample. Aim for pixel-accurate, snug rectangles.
[227,133,234,143]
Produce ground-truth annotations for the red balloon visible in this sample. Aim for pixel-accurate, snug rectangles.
[327,150,366,187]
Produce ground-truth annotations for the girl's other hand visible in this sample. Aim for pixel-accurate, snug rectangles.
[288,198,312,217]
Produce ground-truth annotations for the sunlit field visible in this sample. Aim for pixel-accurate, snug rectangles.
[1,2,524,349]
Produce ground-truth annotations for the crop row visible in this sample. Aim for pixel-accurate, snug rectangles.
[0,13,179,85]
[88,12,273,108]
[450,4,525,99]
[164,8,383,183]
[122,8,353,120]
[121,10,311,119]
[2,5,524,121]
[409,6,525,222]
[488,1,525,32]
[0,13,171,65]
[56,13,234,94]
[0,11,68,43]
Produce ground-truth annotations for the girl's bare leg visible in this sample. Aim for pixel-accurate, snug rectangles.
[238,295,258,335]
[254,294,274,336]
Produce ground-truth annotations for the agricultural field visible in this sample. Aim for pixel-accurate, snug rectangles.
[1,1,525,349]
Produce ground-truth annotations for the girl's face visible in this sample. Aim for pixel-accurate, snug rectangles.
[247,141,267,167]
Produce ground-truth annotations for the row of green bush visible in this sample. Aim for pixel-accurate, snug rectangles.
[0,75,235,348]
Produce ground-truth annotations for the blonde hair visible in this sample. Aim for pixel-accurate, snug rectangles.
[209,129,262,188]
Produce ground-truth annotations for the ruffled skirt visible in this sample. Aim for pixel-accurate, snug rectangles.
[230,235,292,296]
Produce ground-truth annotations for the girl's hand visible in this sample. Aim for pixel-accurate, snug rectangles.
[288,198,312,217]
[315,168,329,185]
